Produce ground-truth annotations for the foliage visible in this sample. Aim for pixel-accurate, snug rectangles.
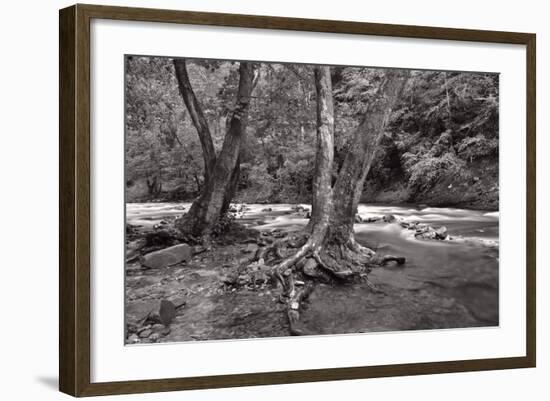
[126,56,499,207]
[407,152,465,194]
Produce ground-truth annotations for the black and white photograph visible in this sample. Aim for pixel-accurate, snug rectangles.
[124,56,499,344]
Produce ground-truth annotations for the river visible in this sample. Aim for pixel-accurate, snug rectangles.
[127,203,499,336]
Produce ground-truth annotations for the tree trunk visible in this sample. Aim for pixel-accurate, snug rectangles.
[173,59,216,183]
[221,157,241,215]
[309,66,334,228]
[330,70,409,244]
[177,62,257,237]
[269,69,409,334]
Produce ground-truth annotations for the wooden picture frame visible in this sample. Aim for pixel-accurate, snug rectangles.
[59,3,536,397]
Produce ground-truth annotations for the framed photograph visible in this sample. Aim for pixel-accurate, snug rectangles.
[59,4,536,397]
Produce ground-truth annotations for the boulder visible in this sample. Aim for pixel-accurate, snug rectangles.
[354,214,363,223]
[434,226,448,240]
[383,214,396,223]
[141,244,192,269]
[261,207,273,212]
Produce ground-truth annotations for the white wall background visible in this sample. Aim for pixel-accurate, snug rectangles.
[0,0,546,400]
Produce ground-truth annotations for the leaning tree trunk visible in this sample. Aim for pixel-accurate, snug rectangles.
[176,62,257,237]
[330,70,409,247]
[173,59,216,183]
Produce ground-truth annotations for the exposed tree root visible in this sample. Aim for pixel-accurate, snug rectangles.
[260,229,404,335]
[235,225,406,336]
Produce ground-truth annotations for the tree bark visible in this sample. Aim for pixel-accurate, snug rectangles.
[330,70,409,244]
[173,59,216,183]
[309,66,334,230]
[270,66,334,274]
[177,62,257,237]
[221,157,241,215]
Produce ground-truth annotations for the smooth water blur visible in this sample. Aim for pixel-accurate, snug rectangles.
[127,202,499,331]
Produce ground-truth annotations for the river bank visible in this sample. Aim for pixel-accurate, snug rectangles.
[125,203,499,344]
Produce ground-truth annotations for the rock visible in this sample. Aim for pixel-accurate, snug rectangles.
[149,333,161,342]
[138,329,152,338]
[192,245,208,255]
[354,214,363,223]
[415,223,429,234]
[222,272,238,285]
[366,217,381,223]
[383,214,396,223]
[434,226,448,240]
[159,300,177,326]
[381,255,406,265]
[292,205,307,213]
[244,243,258,253]
[253,271,268,285]
[261,207,273,212]
[415,231,435,240]
[142,244,192,269]
[128,334,139,343]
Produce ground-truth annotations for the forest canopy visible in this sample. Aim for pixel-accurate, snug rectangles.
[125,56,498,209]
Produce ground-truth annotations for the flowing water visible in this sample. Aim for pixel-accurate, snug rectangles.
[127,202,499,335]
